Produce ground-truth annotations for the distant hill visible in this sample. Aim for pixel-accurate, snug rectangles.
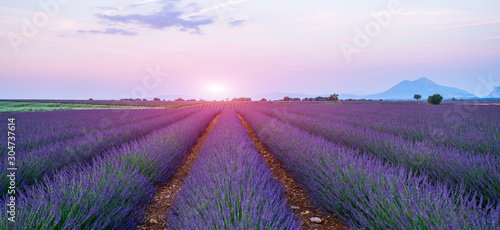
[338,94,362,99]
[251,92,363,101]
[150,78,483,101]
[251,92,317,101]
[364,77,474,100]
[149,94,195,101]
[487,86,500,98]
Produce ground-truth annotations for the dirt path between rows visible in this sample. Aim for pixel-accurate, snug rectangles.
[137,114,221,230]
[238,114,348,230]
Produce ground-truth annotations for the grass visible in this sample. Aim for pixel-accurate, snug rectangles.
[0,101,165,113]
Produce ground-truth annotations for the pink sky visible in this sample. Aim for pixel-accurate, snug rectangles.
[1,0,499,100]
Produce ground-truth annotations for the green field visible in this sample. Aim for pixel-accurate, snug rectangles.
[0,101,160,113]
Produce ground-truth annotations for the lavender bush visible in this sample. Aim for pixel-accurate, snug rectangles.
[238,109,499,229]
[168,110,302,229]
[0,109,220,229]
[260,108,500,204]
[0,109,178,155]
[0,109,197,195]
[275,104,500,155]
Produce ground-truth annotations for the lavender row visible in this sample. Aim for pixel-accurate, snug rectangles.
[0,109,199,195]
[278,105,500,155]
[238,110,499,229]
[260,108,500,204]
[0,109,178,157]
[168,110,302,229]
[0,109,219,229]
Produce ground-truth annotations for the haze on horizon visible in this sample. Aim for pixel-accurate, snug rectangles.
[0,0,499,100]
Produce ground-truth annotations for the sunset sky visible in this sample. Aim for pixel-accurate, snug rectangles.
[1,0,499,100]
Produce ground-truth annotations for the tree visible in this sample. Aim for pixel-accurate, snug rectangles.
[175,98,185,101]
[314,96,327,101]
[231,97,252,101]
[414,94,422,101]
[89,98,93,100]
[428,94,443,105]
[328,93,339,102]
[260,98,267,101]
[283,96,291,101]
[153,97,161,101]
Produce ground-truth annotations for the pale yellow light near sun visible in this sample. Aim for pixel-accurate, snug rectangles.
[208,83,225,94]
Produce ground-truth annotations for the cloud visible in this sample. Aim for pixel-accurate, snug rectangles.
[78,28,138,36]
[96,0,214,34]
[228,19,246,27]
[102,0,158,15]
[431,21,500,31]
[180,0,251,19]
[475,36,500,42]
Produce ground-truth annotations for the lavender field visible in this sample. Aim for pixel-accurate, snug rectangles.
[1,103,499,230]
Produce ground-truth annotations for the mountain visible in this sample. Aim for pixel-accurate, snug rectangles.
[364,77,475,100]
[151,78,480,101]
[487,86,500,98]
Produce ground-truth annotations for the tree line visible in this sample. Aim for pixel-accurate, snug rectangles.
[118,93,448,105]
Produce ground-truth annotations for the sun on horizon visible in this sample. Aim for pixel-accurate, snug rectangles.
[208,83,226,95]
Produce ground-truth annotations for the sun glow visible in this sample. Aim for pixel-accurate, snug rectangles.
[208,83,225,94]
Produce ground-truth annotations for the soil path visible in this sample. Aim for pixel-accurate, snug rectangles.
[138,114,221,230]
[237,114,348,230]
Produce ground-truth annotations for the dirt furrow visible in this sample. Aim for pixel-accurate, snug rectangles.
[237,113,348,230]
[137,114,221,230]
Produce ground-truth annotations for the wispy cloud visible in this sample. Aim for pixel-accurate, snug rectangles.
[96,0,214,34]
[393,20,500,36]
[102,0,158,15]
[228,19,246,27]
[475,36,500,42]
[78,28,138,36]
[180,0,251,19]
